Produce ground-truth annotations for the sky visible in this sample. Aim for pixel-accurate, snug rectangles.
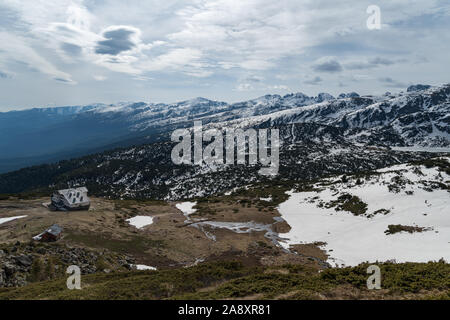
[0,0,449,111]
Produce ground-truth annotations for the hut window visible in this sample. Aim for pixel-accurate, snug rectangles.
[73,198,76,203]
[77,192,80,197]
[80,196,84,202]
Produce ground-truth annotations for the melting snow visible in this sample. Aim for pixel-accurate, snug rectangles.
[277,161,450,267]
[126,216,154,229]
[176,202,197,216]
[0,215,27,225]
[134,264,157,271]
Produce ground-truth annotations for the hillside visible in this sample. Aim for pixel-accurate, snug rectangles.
[1,261,449,300]
[0,122,443,199]
[0,157,448,298]
[278,157,450,266]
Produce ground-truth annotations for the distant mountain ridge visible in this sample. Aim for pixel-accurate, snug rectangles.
[0,83,448,173]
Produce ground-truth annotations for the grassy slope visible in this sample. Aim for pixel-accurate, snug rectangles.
[0,261,448,300]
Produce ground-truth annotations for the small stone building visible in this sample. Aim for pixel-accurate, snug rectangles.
[33,224,63,242]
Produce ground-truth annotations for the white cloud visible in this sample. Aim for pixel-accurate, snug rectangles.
[268,84,290,90]
[168,0,315,71]
[0,31,75,83]
[93,75,107,81]
[235,83,254,91]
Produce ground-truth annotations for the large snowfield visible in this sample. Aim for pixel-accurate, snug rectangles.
[277,159,450,267]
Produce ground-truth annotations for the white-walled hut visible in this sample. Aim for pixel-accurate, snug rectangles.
[50,187,90,211]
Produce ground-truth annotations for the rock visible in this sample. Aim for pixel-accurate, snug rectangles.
[338,92,360,99]
[0,270,5,286]
[4,262,17,276]
[15,255,33,267]
[316,92,335,102]
[124,264,132,270]
[407,84,431,92]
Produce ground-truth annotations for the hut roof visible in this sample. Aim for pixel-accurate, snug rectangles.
[46,224,63,236]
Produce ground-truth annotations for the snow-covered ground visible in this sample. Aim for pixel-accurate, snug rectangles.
[126,216,154,229]
[0,215,27,225]
[277,159,450,267]
[193,220,280,243]
[176,202,197,216]
[391,146,450,153]
[134,264,157,271]
[176,201,282,243]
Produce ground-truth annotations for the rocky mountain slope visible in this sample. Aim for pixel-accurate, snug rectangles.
[210,84,450,148]
[0,122,443,200]
[1,84,448,173]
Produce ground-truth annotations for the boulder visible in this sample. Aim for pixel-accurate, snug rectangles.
[4,262,17,276]
[14,255,33,267]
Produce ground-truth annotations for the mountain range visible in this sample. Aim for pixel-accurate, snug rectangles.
[0,84,449,199]
[1,84,448,174]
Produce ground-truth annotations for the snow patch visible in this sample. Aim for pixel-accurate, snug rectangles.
[126,216,154,229]
[176,202,197,216]
[0,215,27,225]
[134,264,157,271]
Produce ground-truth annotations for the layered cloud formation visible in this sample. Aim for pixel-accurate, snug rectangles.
[0,0,449,109]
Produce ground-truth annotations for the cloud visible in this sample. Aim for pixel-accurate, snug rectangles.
[168,0,316,71]
[244,75,264,83]
[95,26,141,55]
[93,75,107,81]
[345,57,403,70]
[235,83,254,91]
[369,57,396,66]
[304,76,323,85]
[61,42,82,56]
[0,70,12,79]
[268,84,289,90]
[378,77,408,88]
[139,47,207,76]
[312,56,343,73]
[0,31,75,84]
[54,77,73,83]
[0,0,449,108]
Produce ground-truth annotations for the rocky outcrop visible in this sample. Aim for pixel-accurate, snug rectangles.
[407,84,431,92]
[0,242,135,288]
